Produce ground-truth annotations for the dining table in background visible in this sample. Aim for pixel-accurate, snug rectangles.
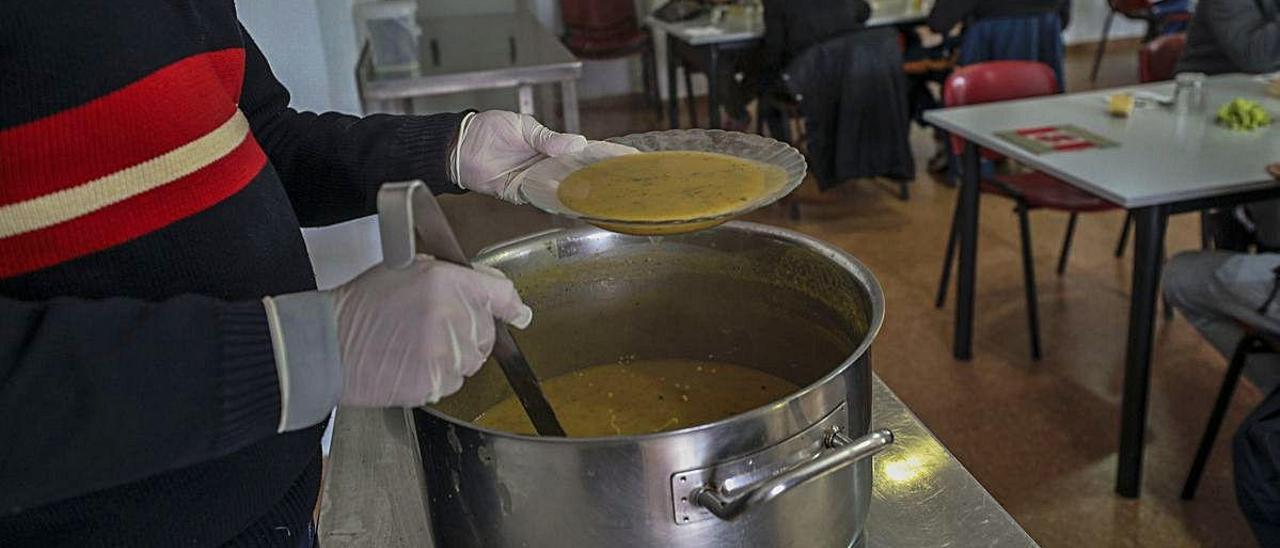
[645,0,930,130]
[356,11,583,133]
[925,73,1280,498]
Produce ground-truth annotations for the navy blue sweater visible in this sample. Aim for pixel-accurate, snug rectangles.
[0,2,461,545]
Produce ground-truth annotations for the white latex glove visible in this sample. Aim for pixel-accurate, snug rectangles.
[264,255,532,430]
[333,256,532,407]
[450,110,587,203]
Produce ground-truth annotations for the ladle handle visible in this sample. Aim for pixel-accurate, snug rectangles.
[691,429,893,520]
[375,181,567,437]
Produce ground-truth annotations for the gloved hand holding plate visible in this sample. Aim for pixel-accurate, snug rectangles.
[516,129,806,235]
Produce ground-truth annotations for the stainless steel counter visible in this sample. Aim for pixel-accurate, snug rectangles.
[319,375,1037,547]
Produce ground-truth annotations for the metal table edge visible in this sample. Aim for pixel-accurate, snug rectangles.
[922,108,1280,210]
[360,62,583,100]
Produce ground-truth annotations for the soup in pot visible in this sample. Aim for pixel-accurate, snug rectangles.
[473,359,798,437]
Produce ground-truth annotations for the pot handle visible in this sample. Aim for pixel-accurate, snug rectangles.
[690,428,893,521]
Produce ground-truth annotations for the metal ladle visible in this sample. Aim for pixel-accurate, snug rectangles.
[376,180,566,436]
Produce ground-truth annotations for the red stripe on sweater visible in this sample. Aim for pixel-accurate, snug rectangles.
[0,135,266,279]
[0,48,246,205]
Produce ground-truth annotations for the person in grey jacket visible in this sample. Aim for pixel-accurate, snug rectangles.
[1177,0,1280,74]
[1165,215,1280,544]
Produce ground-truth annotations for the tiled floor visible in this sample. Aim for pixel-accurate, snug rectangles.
[438,38,1261,547]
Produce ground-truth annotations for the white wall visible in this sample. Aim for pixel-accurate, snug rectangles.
[1064,0,1146,46]
[236,0,337,112]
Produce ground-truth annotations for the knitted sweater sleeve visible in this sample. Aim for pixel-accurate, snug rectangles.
[0,295,282,514]
[237,26,466,227]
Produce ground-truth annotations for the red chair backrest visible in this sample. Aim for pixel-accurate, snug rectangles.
[560,0,637,33]
[1138,33,1187,83]
[944,61,1059,155]
[1110,0,1154,16]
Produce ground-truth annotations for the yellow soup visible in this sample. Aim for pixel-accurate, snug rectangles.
[473,359,798,437]
[557,151,785,222]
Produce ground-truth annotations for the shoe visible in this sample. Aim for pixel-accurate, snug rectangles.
[927,150,948,173]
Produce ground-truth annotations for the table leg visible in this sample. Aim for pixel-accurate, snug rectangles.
[1116,204,1170,498]
[666,34,679,129]
[706,45,720,129]
[402,98,415,115]
[517,84,535,116]
[953,142,981,360]
[560,80,580,134]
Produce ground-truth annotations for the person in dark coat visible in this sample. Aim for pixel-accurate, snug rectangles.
[926,0,1071,33]
[714,0,871,129]
[783,28,916,190]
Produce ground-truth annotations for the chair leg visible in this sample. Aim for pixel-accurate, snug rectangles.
[1057,212,1079,275]
[1116,211,1133,257]
[899,181,910,201]
[1200,210,1213,250]
[1182,335,1256,500]
[1161,242,1175,320]
[1017,203,1044,360]
[642,43,661,120]
[683,66,698,128]
[936,191,962,309]
[1090,10,1116,83]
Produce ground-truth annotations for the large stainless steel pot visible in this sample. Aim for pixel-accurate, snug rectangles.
[416,222,889,548]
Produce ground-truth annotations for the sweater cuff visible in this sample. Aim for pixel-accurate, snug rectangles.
[215,302,286,450]
[263,292,343,433]
[393,111,469,195]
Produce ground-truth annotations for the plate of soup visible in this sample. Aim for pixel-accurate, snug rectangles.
[518,129,806,235]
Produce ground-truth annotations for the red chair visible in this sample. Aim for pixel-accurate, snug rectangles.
[1090,0,1192,82]
[1138,32,1187,84]
[560,0,660,117]
[935,61,1120,360]
[1115,33,1191,257]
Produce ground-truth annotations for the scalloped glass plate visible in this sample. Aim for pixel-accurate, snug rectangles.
[519,129,807,235]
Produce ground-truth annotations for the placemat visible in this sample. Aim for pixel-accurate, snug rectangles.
[995,125,1119,155]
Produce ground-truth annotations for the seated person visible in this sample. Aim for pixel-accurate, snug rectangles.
[1165,246,1280,546]
[926,0,1071,35]
[902,26,962,173]
[1168,7,1280,541]
[929,0,1071,85]
[714,0,871,130]
[1176,0,1280,74]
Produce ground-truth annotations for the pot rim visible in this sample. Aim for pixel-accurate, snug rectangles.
[418,221,886,443]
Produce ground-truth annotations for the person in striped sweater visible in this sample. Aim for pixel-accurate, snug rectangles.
[0,2,612,546]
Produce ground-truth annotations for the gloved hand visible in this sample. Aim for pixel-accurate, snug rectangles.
[262,255,532,431]
[450,110,587,203]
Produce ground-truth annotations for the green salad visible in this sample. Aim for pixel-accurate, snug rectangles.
[1217,98,1272,131]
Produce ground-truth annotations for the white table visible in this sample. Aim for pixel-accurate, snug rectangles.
[925,73,1280,497]
[646,0,928,130]
[356,12,582,133]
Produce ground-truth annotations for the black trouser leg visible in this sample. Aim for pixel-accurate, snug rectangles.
[1181,336,1255,499]
[1017,203,1043,360]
